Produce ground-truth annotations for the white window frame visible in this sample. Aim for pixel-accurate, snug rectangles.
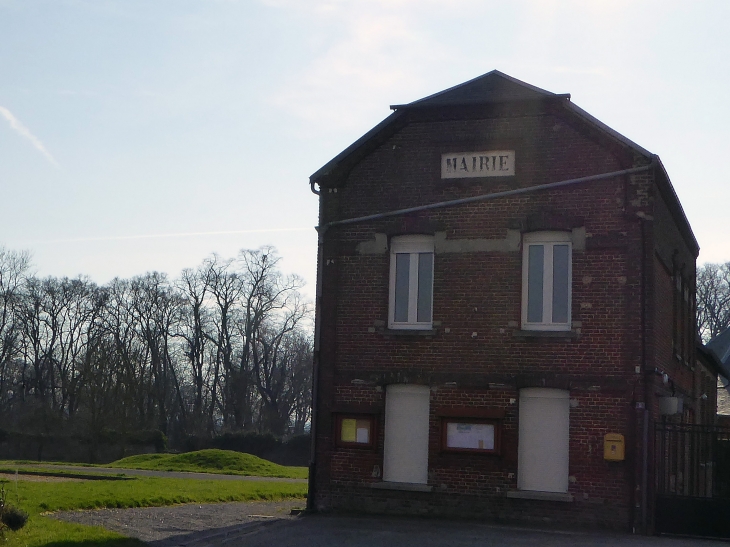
[521,232,572,331]
[389,235,434,330]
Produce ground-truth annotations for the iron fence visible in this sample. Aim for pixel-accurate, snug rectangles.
[654,422,730,499]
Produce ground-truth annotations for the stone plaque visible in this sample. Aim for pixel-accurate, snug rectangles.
[441,150,515,179]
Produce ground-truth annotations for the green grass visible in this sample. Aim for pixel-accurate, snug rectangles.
[0,475,307,547]
[107,449,308,479]
[0,449,309,480]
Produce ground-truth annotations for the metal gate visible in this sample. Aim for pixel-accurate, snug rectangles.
[654,423,730,538]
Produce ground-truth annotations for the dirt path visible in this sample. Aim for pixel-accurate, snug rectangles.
[51,499,305,546]
[0,472,84,482]
[14,464,307,483]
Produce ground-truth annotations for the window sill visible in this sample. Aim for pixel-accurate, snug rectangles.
[513,329,578,339]
[506,490,574,502]
[382,328,437,337]
[370,481,433,492]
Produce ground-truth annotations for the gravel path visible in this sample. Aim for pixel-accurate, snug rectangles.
[51,499,305,546]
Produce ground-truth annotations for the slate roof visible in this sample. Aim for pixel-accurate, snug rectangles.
[390,70,570,109]
[708,327,730,379]
[310,70,647,186]
[706,328,730,415]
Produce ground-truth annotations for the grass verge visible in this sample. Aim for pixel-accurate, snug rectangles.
[0,449,308,480]
[0,475,306,547]
[107,449,308,479]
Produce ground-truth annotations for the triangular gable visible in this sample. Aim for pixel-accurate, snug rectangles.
[390,70,569,109]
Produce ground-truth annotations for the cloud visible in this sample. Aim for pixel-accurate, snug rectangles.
[0,106,60,167]
[266,1,452,133]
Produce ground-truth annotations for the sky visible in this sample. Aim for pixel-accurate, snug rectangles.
[1,0,729,301]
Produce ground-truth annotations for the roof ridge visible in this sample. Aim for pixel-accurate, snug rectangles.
[390,70,566,110]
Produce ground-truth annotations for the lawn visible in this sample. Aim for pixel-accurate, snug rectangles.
[107,449,308,479]
[0,475,307,547]
[0,449,309,480]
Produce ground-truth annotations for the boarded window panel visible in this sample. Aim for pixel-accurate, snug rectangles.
[394,253,410,322]
[417,253,433,323]
[527,245,544,322]
[518,388,570,493]
[446,422,494,450]
[383,385,430,484]
[356,422,370,444]
[340,419,357,443]
[552,244,570,323]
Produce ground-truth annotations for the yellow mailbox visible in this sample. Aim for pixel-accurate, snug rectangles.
[604,433,625,461]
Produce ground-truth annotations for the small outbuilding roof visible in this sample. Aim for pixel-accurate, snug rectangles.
[708,327,730,380]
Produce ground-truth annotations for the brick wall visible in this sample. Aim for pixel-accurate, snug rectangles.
[312,100,696,531]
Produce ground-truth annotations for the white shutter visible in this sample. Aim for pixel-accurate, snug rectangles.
[383,384,430,484]
[518,388,570,493]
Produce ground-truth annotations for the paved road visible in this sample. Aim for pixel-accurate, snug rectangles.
[12,463,307,482]
[197,514,729,547]
[52,502,730,547]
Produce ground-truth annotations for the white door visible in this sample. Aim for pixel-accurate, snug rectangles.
[383,384,430,484]
[518,388,570,493]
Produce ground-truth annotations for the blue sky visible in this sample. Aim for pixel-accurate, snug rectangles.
[1,0,729,300]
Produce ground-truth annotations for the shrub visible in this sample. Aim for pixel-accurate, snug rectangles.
[1,506,28,532]
[0,486,28,533]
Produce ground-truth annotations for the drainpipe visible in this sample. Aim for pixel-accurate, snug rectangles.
[639,155,658,533]
[307,181,323,512]
[640,216,649,532]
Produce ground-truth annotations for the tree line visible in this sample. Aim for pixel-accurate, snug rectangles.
[0,246,312,448]
[2,248,728,448]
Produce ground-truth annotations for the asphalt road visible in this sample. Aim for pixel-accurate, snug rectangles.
[212,514,730,547]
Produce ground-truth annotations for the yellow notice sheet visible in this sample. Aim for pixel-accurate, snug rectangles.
[341,419,357,442]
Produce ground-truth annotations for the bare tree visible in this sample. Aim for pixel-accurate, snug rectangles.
[236,248,311,435]
[203,255,243,431]
[177,266,212,434]
[130,273,186,435]
[0,248,31,412]
[697,262,730,342]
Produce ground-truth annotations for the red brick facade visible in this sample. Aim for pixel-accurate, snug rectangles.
[308,72,708,532]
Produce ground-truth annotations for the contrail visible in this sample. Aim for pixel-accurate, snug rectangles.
[24,227,312,245]
[0,106,60,167]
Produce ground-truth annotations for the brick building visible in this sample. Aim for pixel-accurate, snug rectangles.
[307,71,713,532]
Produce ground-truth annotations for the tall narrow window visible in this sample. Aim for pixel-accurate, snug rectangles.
[522,232,572,331]
[389,236,434,330]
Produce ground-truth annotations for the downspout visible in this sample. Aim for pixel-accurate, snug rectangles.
[641,215,649,533]
[640,155,658,533]
[307,180,323,512]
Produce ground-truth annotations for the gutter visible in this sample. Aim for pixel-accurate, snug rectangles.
[317,165,652,232]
